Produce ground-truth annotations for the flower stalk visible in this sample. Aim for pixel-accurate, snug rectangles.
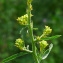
[27,0,39,63]
[2,0,61,63]
[16,0,53,63]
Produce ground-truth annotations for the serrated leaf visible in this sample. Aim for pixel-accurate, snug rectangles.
[41,35,61,41]
[42,43,53,60]
[2,52,28,63]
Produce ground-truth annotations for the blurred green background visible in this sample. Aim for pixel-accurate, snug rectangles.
[0,0,63,63]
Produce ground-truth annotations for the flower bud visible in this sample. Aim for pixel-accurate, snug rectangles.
[15,38,25,50]
[17,14,28,25]
[39,40,48,52]
[41,26,52,38]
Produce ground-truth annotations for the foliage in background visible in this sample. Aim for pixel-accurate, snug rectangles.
[0,0,63,63]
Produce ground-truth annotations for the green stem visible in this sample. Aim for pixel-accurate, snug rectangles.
[27,0,39,63]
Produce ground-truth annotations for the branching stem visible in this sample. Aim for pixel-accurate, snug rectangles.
[27,0,39,63]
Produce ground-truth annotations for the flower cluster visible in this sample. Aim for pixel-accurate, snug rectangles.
[37,26,52,40]
[36,26,52,52]
[41,26,52,38]
[17,14,33,25]
[17,14,28,25]
[15,38,25,50]
[39,40,48,52]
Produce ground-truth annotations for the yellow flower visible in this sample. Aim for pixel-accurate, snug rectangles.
[17,14,28,25]
[41,26,52,38]
[39,40,48,52]
[15,38,25,50]
[17,14,33,25]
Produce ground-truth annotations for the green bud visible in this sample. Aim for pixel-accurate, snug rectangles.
[39,40,48,52]
[41,26,52,38]
[17,14,28,25]
[15,38,25,50]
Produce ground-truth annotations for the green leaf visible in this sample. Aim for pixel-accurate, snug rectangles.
[20,27,27,34]
[2,52,28,63]
[33,28,38,30]
[41,35,61,40]
[42,43,53,60]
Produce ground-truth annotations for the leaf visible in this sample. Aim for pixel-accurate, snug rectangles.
[42,43,53,60]
[33,28,38,30]
[20,27,26,34]
[2,52,28,63]
[41,35,61,40]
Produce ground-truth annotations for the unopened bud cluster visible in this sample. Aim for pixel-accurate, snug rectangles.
[17,14,33,25]
[37,26,52,40]
[39,40,48,52]
[36,26,52,52]
[17,14,28,25]
[15,38,25,50]
[41,26,52,38]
